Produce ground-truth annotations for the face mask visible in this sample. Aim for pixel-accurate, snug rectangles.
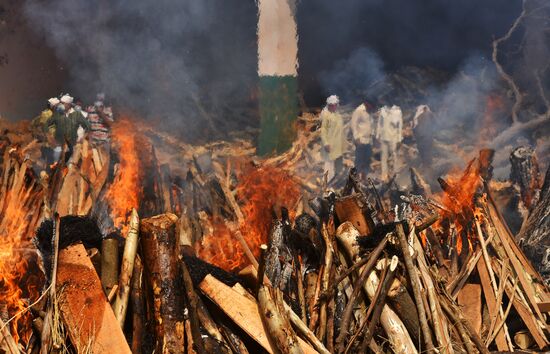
[56,105,65,113]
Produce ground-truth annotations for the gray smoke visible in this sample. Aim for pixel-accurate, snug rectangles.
[319,47,385,103]
[23,0,257,141]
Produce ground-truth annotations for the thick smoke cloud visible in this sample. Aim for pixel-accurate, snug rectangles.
[23,0,257,141]
[297,0,524,106]
[319,47,385,103]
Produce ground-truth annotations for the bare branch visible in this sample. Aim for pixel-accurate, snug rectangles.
[492,0,527,124]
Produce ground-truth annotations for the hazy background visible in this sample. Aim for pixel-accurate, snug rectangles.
[2,0,546,142]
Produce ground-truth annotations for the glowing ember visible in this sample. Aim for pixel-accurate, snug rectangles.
[105,118,142,235]
[196,165,300,271]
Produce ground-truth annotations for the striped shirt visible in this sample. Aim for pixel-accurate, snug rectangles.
[86,107,113,145]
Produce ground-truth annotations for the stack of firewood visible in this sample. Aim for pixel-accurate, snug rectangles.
[1,116,549,354]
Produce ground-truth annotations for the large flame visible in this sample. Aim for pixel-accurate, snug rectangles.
[105,118,142,235]
[196,165,300,271]
[0,180,42,344]
[433,158,484,255]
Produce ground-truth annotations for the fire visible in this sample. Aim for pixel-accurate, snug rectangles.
[105,118,142,235]
[432,158,485,257]
[196,165,300,271]
[0,186,42,345]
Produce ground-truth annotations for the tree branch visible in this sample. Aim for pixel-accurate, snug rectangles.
[492,0,527,124]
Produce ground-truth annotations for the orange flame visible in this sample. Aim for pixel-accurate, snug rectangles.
[196,165,300,271]
[0,184,42,344]
[105,118,142,235]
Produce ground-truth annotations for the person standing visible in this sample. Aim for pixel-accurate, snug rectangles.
[376,105,403,181]
[351,101,374,178]
[47,94,90,161]
[413,104,434,167]
[320,95,345,181]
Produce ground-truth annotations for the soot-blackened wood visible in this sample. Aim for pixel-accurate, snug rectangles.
[510,146,541,210]
[518,167,550,283]
[131,255,145,354]
[140,213,185,353]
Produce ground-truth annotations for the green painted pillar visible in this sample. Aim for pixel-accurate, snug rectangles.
[257,0,299,156]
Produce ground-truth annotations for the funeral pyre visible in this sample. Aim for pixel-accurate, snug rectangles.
[0,112,549,354]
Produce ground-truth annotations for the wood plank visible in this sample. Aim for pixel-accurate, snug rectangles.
[334,196,373,235]
[477,257,509,351]
[486,193,549,301]
[199,274,318,354]
[56,243,131,354]
[457,284,482,334]
[537,302,550,313]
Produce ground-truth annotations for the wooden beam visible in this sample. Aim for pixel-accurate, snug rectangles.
[199,274,317,354]
[477,257,509,351]
[457,284,482,334]
[56,243,131,354]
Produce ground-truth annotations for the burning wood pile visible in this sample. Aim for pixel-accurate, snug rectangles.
[0,116,549,354]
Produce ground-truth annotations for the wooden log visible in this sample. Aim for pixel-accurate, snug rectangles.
[412,229,453,353]
[257,245,303,354]
[334,233,388,352]
[199,274,318,354]
[509,146,541,210]
[336,222,417,353]
[56,243,131,353]
[130,255,145,354]
[396,223,435,353]
[237,262,330,354]
[359,256,399,353]
[219,322,250,354]
[317,222,335,342]
[140,213,185,353]
[514,330,535,350]
[179,256,206,353]
[101,238,119,296]
[113,208,140,327]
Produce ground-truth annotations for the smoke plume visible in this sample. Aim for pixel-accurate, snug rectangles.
[23,0,257,141]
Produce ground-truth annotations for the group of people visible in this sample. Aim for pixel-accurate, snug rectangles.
[319,95,434,183]
[32,93,114,164]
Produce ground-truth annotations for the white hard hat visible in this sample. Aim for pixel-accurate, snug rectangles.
[60,94,74,104]
[48,97,60,106]
[326,95,340,105]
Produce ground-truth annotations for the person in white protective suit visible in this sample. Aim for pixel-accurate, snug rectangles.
[376,105,403,181]
[320,95,345,182]
[351,100,374,178]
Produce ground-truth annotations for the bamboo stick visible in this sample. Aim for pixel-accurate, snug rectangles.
[130,255,144,354]
[257,245,303,354]
[396,223,435,353]
[337,222,417,353]
[359,256,399,353]
[113,209,140,327]
[317,222,334,342]
[412,231,453,354]
[334,234,388,352]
